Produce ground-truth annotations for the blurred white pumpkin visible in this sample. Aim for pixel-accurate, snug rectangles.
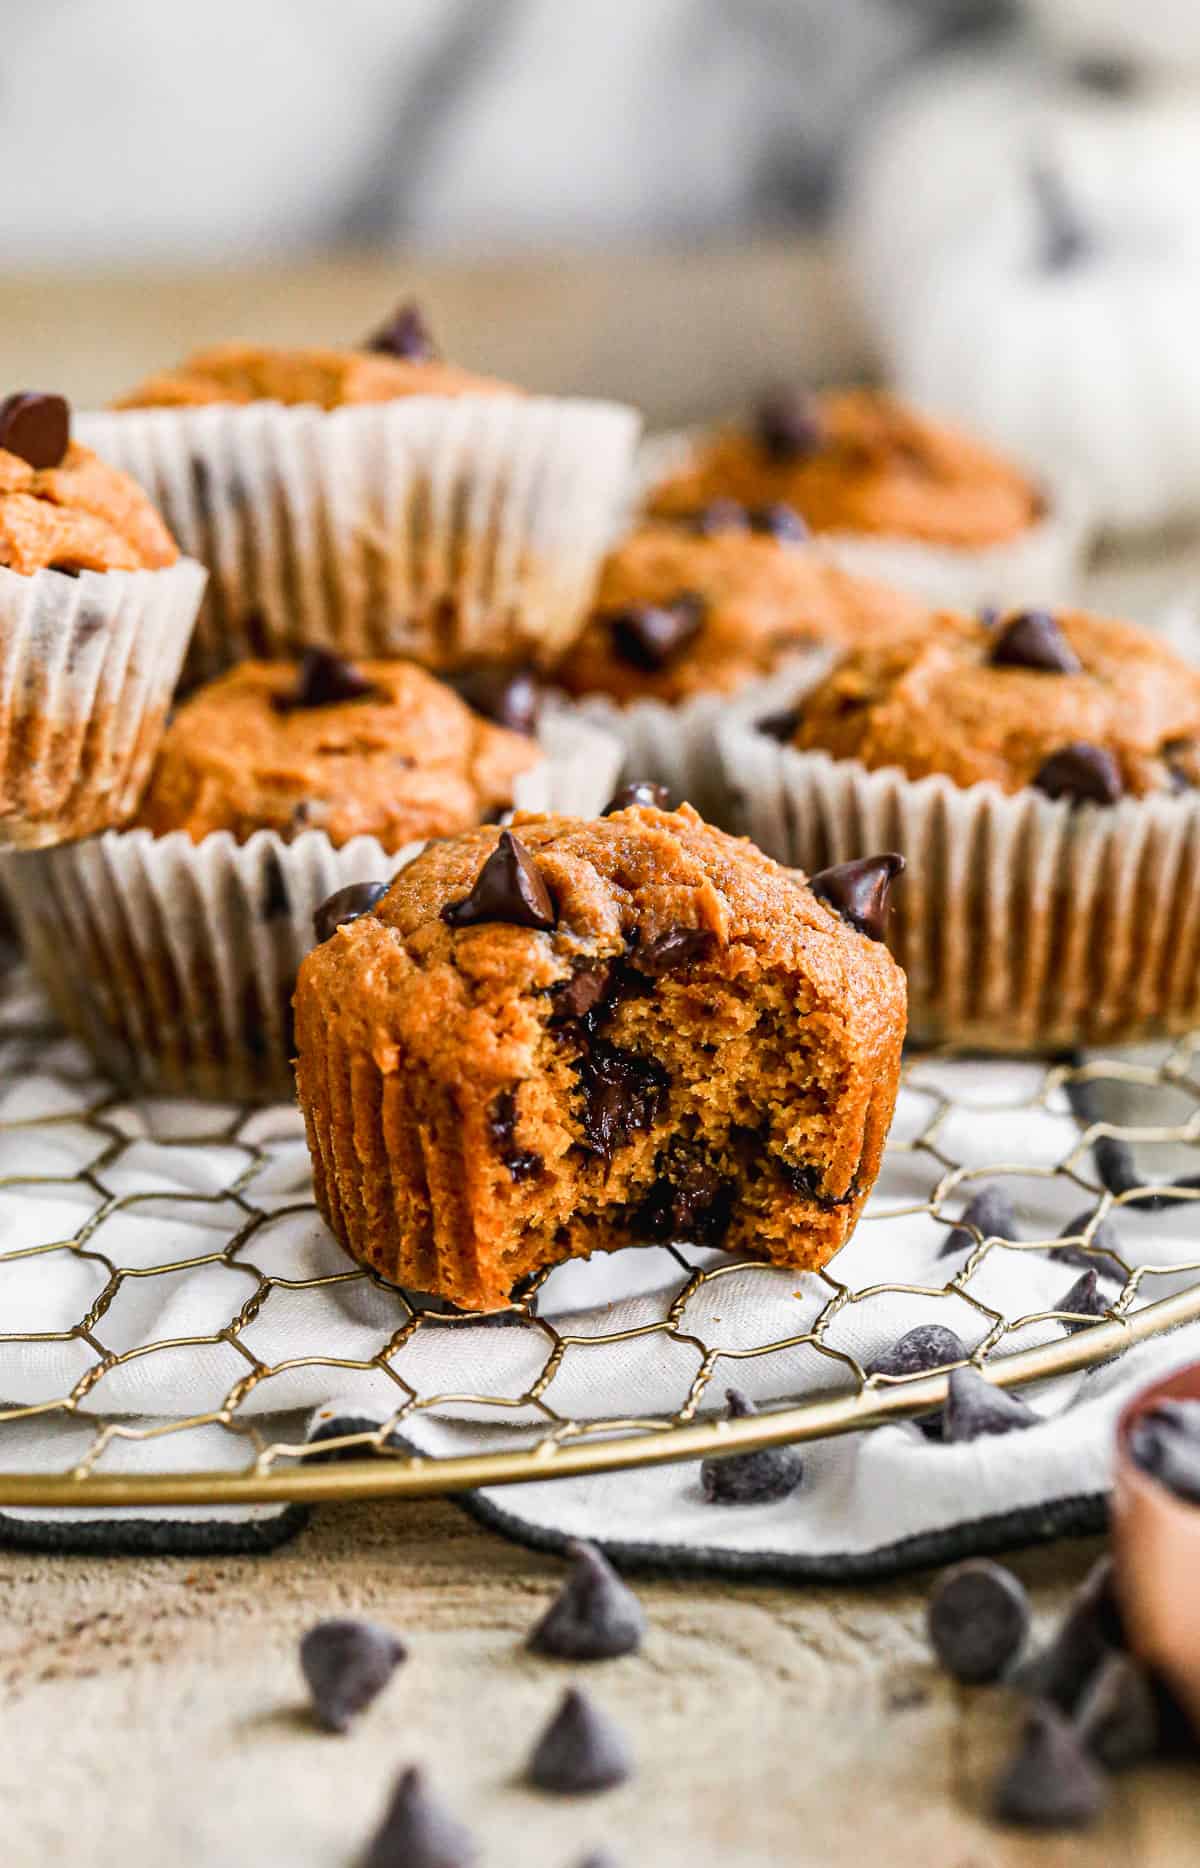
[841,51,1200,533]
[1023,0,1200,74]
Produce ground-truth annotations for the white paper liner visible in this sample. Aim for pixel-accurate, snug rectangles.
[545,652,831,825]
[719,709,1200,1051]
[0,559,206,851]
[635,427,1088,615]
[78,397,641,682]
[0,710,623,1102]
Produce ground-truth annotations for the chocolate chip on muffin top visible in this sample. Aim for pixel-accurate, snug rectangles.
[552,521,926,705]
[784,609,1200,801]
[0,391,178,576]
[113,304,517,410]
[648,387,1043,550]
[136,657,540,850]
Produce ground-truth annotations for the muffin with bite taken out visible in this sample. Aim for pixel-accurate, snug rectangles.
[294,801,907,1310]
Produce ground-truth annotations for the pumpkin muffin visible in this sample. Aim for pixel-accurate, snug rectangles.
[4,648,621,1102]
[293,802,907,1312]
[723,607,1200,1048]
[0,390,204,848]
[553,517,927,707]
[137,651,541,849]
[646,387,1080,611]
[80,299,639,680]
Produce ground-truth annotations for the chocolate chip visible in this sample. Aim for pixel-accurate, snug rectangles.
[576,1854,621,1868]
[443,830,556,932]
[632,926,711,975]
[754,387,824,463]
[993,1702,1106,1829]
[1072,55,1139,97]
[1054,1209,1125,1275]
[989,610,1082,675]
[1129,1399,1200,1505]
[1034,742,1124,805]
[1030,161,1095,274]
[488,1088,541,1183]
[271,648,382,714]
[606,594,705,672]
[1025,1557,1124,1713]
[927,1560,1030,1684]
[577,1041,667,1162]
[700,1389,804,1505]
[638,1154,733,1244]
[0,392,70,470]
[689,499,749,536]
[300,1618,406,1733]
[756,705,802,743]
[1162,736,1200,791]
[602,781,670,816]
[808,853,904,942]
[527,1687,633,1795]
[446,663,541,736]
[869,1323,967,1380]
[47,561,84,578]
[749,502,808,542]
[1055,1268,1109,1335]
[553,960,615,1020]
[363,1766,478,1868]
[260,850,290,921]
[313,879,389,945]
[363,299,438,361]
[528,1540,647,1661]
[942,1367,1038,1443]
[1076,1653,1160,1770]
[938,1183,1019,1259]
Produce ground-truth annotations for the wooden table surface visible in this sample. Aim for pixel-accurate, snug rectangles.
[1,246,1197,1865]
[1,1501,1194,1867]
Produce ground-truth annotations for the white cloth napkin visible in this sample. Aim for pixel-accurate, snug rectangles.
[2,966,1200,1570]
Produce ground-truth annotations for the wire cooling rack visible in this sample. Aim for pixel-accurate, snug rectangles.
[2,956,1200,1511]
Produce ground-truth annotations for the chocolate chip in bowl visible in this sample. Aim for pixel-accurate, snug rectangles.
[1112,1363,1200,1744]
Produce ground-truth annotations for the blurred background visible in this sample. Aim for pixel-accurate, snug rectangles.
[8,0,1200,518]
[0,0,1009,417]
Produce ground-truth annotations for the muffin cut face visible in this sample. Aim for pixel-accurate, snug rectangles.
[294,806,907,1311]
[648,387,1042,550]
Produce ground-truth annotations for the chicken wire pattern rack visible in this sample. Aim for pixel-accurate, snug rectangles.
[2,959,1200,1510]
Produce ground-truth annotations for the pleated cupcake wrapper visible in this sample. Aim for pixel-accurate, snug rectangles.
[546,652,831,823]
[78,396,641,683]
[635,428,1088,615]
[719,711,1200,1051]
[1,710,623,1102]
[0,559,206,851]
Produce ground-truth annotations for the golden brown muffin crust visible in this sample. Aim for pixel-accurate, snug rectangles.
[137,657,540,849]
[553,521,928,704]
[294,804,907,1310]
[114,341,517,411]
[0,442,178,575]
[789,609,1200,798]
[649,388,1042,549]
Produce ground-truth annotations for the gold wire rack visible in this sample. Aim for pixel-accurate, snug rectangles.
[2,960,1200,1511]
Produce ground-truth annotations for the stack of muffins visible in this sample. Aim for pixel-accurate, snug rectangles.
[3,312,1198,1310]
